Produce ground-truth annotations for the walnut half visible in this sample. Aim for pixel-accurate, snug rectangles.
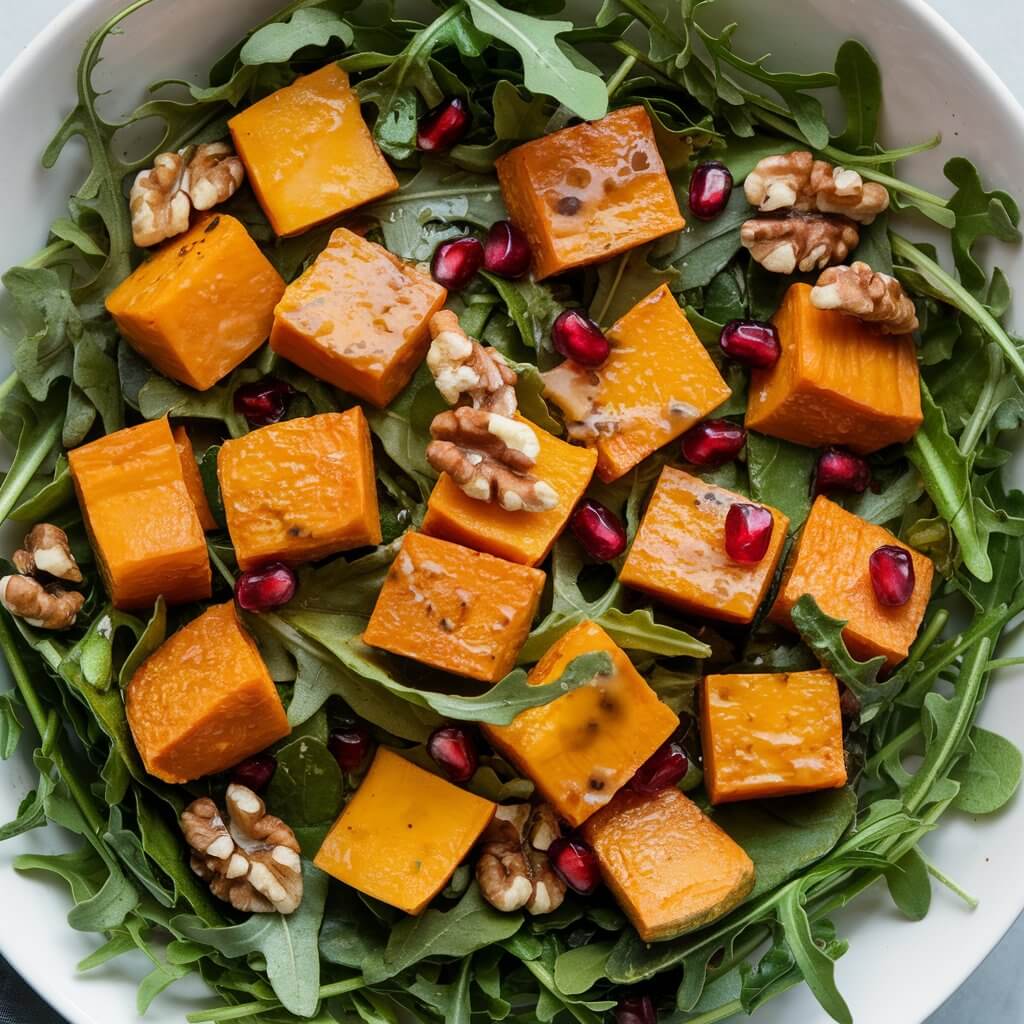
[741,212,860,275]
[811,261,920,335]
[2,523,84,629]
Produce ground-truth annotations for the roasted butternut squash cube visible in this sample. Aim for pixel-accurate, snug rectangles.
[484,622,678,827]
[126,602,290,783]
[581,787,755,941]
[701,670,847,805]
[173,426,217,532]
[218,409,380,571]
[746,283,923,453]
[105,215,285,391]
[362,532,545,683]
[68,418,211,610]
[543,286,730,482]
[270,228,447,407]
[315,748,495,914]
[422,416,597,566]
[770,496,934,666]
[229,65,399,238]
[495,107,684,280]
[620,467,788,625]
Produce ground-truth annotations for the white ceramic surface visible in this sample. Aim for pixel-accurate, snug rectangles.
[0,2,1022,1023]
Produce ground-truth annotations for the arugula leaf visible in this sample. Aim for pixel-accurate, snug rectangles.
[832,40,881,151]
[0,384,65,523]
[660,185,750,289]
[951,726,1023,814]
[596,608,709,658]
[266,735,344,829]
[589,246,677,328]
[481,272,566,351]
[238,7,353,65]
[745,432,816,531]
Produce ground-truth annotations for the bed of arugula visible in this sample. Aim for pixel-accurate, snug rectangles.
[0,0,1022,1021]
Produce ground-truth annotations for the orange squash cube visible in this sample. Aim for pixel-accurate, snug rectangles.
[270,228,447,407]
[701,670,847,805]
[770,496,934,666]
[543,286,730,482]
[495,107,684,280]
[746,283,923,453]
[218,409,380,571]
[172,426,217,532]
[105,215,285,391]
[619,467,788,625]
[421,416,597,566]
[362,532,545,683]
[315,748,495,914]
[68,418,211,610]
[581,787,755,941]
[484,622,678,827]
[126,602,290,783]
[229,65,399,238]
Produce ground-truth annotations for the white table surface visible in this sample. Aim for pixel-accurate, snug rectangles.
[0,2,1022,1023]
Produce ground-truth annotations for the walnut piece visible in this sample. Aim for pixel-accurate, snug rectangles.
[476,803,567,915]
[181,784,303,915]
[0,575,83,630]
[744,151,890,224]
[12,524,82,583]
[427,407,558,513]
[185,143,246,211]
[741,212,860,274]
[811,261,920,335]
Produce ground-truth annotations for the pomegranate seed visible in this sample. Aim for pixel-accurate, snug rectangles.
[813,448,871,495]
[720,320,781,369]
[328,721,372,772]
[570,499,627,561]
[548,836,601,895]
[724,503,774,564]
[235,562,297,612]
[630,740,688,794]
[551,310,610,367]
[428,726,478,783]
[230,753,277,793]
[234,378,294,427]
[680,419,746,467]
[417,97,470,152]
[869,545,916,606]
[432,236,484,290]
[483,220,531,278]
[688,160,733,221]
[616,995,657,1024]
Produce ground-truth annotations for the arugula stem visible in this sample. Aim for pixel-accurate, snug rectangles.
[0,413,62,524]
[985,656,1024,671]
[680,999,744,1024]
[186,976,366,1022]
[20,240,73,271]
[924,857,978,909]
[609,41,679,90]
[0,371,18,403]
[605,55,637,99]
[958,345,1006,457]
[206,544,236,587]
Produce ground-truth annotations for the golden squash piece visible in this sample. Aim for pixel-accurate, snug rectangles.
[701,670,847,805]
[362,532,545,683]
[495,107,684,280]
[619,467,788,625]
[543,285,730,482]
[270,228,448,407]
[172,426,217,532]
[770,496,934,666]
[105,214,285,391]
[315,748,495,914]
[582,787,755,942]
[126,602,290,783]
[218,409,381,571]
[229,64,399,237]
[745,283,923,453]
[484,621,678,828]
[68,418,211,610]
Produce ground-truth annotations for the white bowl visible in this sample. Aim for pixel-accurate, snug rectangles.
[0,1,1021,1023]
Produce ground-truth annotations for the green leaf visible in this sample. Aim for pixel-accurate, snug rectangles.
[239,8,353,65]
[66,860,139,932]
[482,272,567,351]
[492,80,552,141]
[266,735,344,828]
[589,246,677,328]
[951,726,1023,814]
[0,384,65,523]
[596,608,709,658]
[553,943,613,996]
[661,185,749,289]
[884,847,931,921]
[833,40,881,151]
[0,691,24,760]
[118,597,166,689]
[746,432,817,532]
[104,805,176,908]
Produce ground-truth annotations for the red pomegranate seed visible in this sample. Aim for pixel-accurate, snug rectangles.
[551,310,610,367]
[616,995,657,1024]
[432,236,484,290]
[570,499,627,561]
[428,726,478,783]
[720,320,782,369]
[417,97,470,152]
[230,754,277,793]
[235,562,297,613]
[869,545,916,606]
[328,721,373,772]
[688,160,733,221]
[813,447,871,495]
[630,740,688,794]
[724,503,774,564]
[483,220,532,278]
[548,836,602,895]
[233,378,294,427]
[680,419,746,467]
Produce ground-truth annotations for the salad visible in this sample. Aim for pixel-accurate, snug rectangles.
[0,0,1022,1022]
